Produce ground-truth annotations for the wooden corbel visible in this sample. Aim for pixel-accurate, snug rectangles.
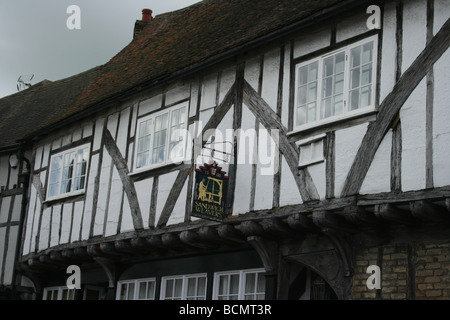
[93,257,116,288]
[247,236,278,274]
[320,227,354,277]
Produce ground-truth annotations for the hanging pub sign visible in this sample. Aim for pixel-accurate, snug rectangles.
[192,162,229,221]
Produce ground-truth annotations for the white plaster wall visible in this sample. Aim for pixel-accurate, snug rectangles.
[219,66,236,103]
[401,80,427,191]
[434,0,450,35]
[380,2,398,102]
[254,128,277,211]
[165,82,190,106]
[336,7,367,42]
[139,94,163,117]
[0,227,5,283]
[30,194,41,253]
[189,81,199,118]
[308,162,326,200]
[11,195,21,222]
[104,166,123,237]
[432,49,450,188]
[360,130,392,194]
[71,201,84,242]
[81,153,99,240]
[0,197,9,224]
[200,73,218,111]
[132,178,153,231]
[167,179,188,226]
[23,187,37,255]
[261,48,281,112]
[402,0,427,74]
[50,204,61,247]
[0,156,9,188]
[233,105,255,214]
[3,225,18,285]
[60,203,73,244]
[279,156,302,207]
[281,45,291,129]
[92,118,105,152]
[155,170,178,226]
[38,207,51,251]
[294,27,330,58]
[335,123,368,197]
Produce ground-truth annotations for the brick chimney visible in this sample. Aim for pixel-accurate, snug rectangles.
[133,9,153,39]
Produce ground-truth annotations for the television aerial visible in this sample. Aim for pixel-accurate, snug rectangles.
[17,74,34,92]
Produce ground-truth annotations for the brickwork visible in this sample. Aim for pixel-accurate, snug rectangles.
[349,242,450,300]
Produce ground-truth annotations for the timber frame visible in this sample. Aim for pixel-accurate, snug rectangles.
[6,0,450,300]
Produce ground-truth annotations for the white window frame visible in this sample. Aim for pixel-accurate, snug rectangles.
[133,101,188,173]
[293,35,378,132]
[116,278,156,300]
[212,268,266,300]
[43,286,76,300]
[46,143,90,201]
[160,273,207,300]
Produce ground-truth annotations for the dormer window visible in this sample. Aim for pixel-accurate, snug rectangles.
[294,35,378,131]
[134,101,188,172]
[46,143,90,200]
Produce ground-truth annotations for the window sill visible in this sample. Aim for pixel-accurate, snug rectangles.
[44,190,86,204]
[129,160,187,181]
[288,108,378,140]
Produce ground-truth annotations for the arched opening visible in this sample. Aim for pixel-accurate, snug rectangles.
[287,263,338,300]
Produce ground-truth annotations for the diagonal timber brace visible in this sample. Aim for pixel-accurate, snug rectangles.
[341,17,450,197]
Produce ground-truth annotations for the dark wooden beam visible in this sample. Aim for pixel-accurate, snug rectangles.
[341,17,450,196]
[180,230,218,249]
[374,203,418,226]
[161,233,185,250]
[130,237,153,252]
[410,200,450,223]
[156,84,236,227]
[242,80,320,202]
[103,129,144,231]
[217,224,246,244]
[286,212,317,231]
[312,211,357,234]
[73,247,90,260]
[147,235,167,250]
[247,235,278,274]
[260,217,299,238]
[236,220,266,237]
[343,206,383,227]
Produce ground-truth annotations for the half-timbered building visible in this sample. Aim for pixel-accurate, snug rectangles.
[1,0,450,300]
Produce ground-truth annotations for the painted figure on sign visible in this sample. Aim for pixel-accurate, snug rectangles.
[198,178,208,202]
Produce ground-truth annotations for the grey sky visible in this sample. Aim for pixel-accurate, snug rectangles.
[0,0,199,98]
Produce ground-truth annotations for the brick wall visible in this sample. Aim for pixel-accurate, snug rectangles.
[349,242,450,300]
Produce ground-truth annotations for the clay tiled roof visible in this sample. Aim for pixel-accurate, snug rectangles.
[0,0,347,150]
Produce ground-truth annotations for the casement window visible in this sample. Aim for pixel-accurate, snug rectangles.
[46,143,90,200]
[294,36,378,131]
[43,286,76,300]
[134,101,188,171]
[213,269,265,300]
[116,278,156,300]
[161,273,207,300]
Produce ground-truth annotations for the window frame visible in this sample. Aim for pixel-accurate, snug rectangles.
[293,35,378,132]
[212,268,266,300]
[42,286,76,300]
[116,277,157,300]
[133,101,189,173]
[45,143,91,201]
[160,273,208,300]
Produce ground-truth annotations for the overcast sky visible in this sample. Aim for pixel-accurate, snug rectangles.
[0,0,200,98]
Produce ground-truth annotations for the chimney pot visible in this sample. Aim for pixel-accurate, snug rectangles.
[142,8,153,21]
